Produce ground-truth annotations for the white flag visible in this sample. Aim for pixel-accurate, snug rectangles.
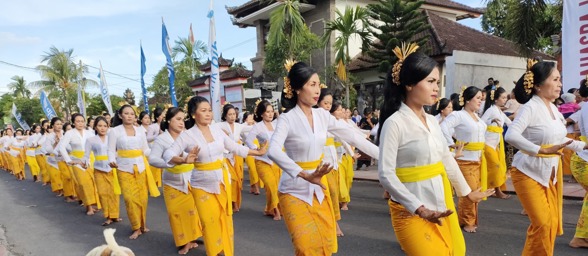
[208,0,221,122]
[562,1,588,92]
[98,62,114,116]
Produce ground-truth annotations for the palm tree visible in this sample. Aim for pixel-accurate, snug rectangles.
[322,6,370,107]
[266,0,308,59]
[172,37,208,79]
[8,76,31,98]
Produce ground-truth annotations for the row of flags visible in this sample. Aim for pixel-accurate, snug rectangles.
[13,0,221,128]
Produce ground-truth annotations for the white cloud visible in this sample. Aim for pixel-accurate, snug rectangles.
[0,32,41,46]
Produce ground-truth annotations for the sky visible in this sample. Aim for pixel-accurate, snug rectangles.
[0,0,486,97]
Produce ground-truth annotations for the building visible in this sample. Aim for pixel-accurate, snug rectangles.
[188,55,253,111]
[227,0,552,112]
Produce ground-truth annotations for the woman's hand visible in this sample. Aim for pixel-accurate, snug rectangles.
[466,188,495,203]
[415,206,453,225]
[538,140,572,156]
[453,142,467,159]
[352,153,361,160]
[184,146,200,164]
[298,163,333,190]
[109,162,118,169]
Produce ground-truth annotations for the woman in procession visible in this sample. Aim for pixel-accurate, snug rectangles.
[43,118,65,197]
[332,104,358,212]
[10,129,27,181]
[440,85,488,233]
[480,86,512,199]
[377,44,492,255]
[241,111,263,195]
[58,113,100,215]
[82,116,121,226]
[36,120,51,186]
[25,124,42,182]
[245,99,282,220]
[163,96,267,256]
[216,103,246,212]
[148,107,202,255]
[147,107,164,188]
[108,104,160,240]
[505,60,588,255]
[267,61,379,255]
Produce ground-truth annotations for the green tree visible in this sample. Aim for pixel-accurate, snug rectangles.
[172,37,208,79]
[365,0,430,73]
[7,76,31,98]
[148,61,194,106]
[322,6,370,107]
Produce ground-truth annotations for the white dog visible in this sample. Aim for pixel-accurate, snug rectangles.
[85,229,134,256]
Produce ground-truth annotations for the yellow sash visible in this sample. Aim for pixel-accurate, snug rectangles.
[487,126,506,173]
[334,142,342,147]
[70,150,84,159]
[296,158,322,170]
[117,149,160,197]
[457,141,487,199]
[325,137,335,146]
[167,164,194,174]
[531,144,565,236]
[194,159,232,215]
[396,162,465,256]
[95,155,121,195]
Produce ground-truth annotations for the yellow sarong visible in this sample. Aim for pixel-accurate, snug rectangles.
[193,160,233,256]
[338,154,354,203]
[255,160,281,213]
[94,170,120,219]
[58,161,76,197]
[70,150,100,208]
[47,160,63,192]
[457,141,487,193]
[95,155,121,195]
[36,154,50,184]
[486,126,507,188]
[280,157,338,255]
[570,152,588,239]
[117,149,160,197]
[395,162,465,256]
[26,155,40,177]
[118,166,149,230]
[226,156,244,209]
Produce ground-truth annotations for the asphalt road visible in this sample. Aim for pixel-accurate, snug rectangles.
[0,169,585,256]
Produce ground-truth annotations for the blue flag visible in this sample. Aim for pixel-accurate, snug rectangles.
[208,0,221,122]
[39,90,58,119]
[141,44,149,114]
[162,19,178,107]
[11,103,30,130]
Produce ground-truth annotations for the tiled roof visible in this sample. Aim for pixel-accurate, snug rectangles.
[200,55,234,71]
[348,11,553,72]
[424,0,483,15]
[188,67,253,87]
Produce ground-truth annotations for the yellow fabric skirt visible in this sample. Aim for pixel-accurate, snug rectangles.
[118,167,149,231]
[36,155,50,184]
[149,165,162,187]
[47,164,63,192]
[71,165,98,206]
[246,156,263,188]
[227,156,244,209]
[280,190,337,256]
[511,168,559,256]
[163,185,203,247]
[456,160,481,227]
[484,145,507,188]
[570,155,588,239]
[562,133,578,175]
[26,155,40,177]
[94,170,120,219]
[58,161,76,197]
[3,152,13,172]
[389,200,452,256]
[338,154,354,203]
[326,169,341,221]
[193,184,234,256]
[255,160,281,213]
[10,154,24,177]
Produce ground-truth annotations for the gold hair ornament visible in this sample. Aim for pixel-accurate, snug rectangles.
[523,59,539,95]
[253,98,263,117]
[436,99,441,110]
[320,83,327,89]
[490,85,497,101]
[459,86,467,106]
[391,42,420,85]
[283,59,296,99]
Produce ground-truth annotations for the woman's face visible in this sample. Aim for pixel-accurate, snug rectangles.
[95,120,108,136]
[16,130,22,136]
[536,68,562,102]
[245,114,254,125]
[318,95,333,111]
[169,111,186,133]
[297,73,321,107]
[194,101,213,125]
[406,67,440,107]
[225,108,237,124]
[88,119,95,128]
[353,109,359,116]
[441,101,453,117]
[119,107,136,125]
[34,126,41,133]
[53,120,63,132]
[262,105,274,122]
[495,92,508,107]
[332,105,344,120]
[141,114,151,126]
[157,112,164,123]
[466,91,484,112]
[74,116,85,130]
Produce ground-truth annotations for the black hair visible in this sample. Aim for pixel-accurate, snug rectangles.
[50,117,62,129]
[138,111,149,125]
[152,107,164,121]
[185,96,209,129]
[161,107,184,132]
[102,112,111,117]
[221,104,236,122]
[71,113,84,125]
[86,117,94,127]
[40,119,49,135]
[329,101,342,114]
[15,129,23,135]
[568,88,578,94]
[317,88,333,107]
[30,124,40,134]
[363,107,373,116]
[282,62,317,110]
[111,105,135,127]
[514,61,556,104]
[93,116,109,135]
[579,79,588,98]
[242,111,251,123]
[376,52,438,144]
[483,87,507,114]
[63,122,72,131]
[431,98,451,116]
[454,86,482,111]
[254,100,273,123]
